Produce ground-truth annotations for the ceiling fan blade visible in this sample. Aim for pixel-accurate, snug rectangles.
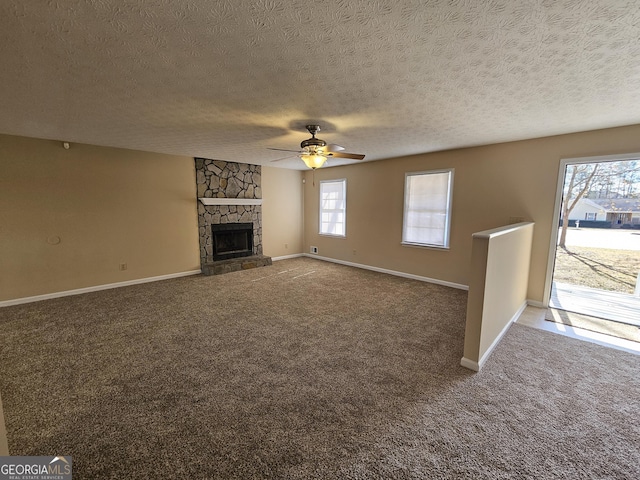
[326,144,345,152]
[267,147,301,153]
[327,151,365,160]
[270,154,298,162]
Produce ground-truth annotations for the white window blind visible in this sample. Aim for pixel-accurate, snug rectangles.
[319,179,346,237]
[402,169,453,248]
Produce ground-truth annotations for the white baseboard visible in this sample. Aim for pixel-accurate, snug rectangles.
[460,300,527,372]
[477,300,527,367]
[0,270,202,308]
[304,254,468,291]
[527,299,546,308]
[271,253,305,261]
[460,357,480,371]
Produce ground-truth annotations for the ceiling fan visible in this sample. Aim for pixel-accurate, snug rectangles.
[269,125,365,169]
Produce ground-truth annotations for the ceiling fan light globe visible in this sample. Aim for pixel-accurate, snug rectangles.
[300,153,327,169]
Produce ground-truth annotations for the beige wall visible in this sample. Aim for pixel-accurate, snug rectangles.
[0,134,201,301]
[480,225,533,355]
[462,223,534,370]
[4,123,640,303]
[303,124,640,303]
[0,390,8,455]
[261,166,304,258]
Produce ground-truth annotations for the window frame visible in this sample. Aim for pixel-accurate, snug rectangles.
[401,169,454,249]
[319,178,347,238]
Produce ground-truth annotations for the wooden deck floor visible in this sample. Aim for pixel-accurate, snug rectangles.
[550,282,640,327]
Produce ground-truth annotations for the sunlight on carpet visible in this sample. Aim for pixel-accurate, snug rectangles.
[545,308,640,343]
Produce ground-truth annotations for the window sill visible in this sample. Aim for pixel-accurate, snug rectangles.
[401,241,449,251]
[319,233,346,239]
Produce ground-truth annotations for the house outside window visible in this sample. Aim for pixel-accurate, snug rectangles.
[319,179,346,237]
[402,169,454,249]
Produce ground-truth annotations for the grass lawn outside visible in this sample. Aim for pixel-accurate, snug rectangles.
[554,245,640,294]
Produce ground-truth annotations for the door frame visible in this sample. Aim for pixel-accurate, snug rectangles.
[543,151,640,307]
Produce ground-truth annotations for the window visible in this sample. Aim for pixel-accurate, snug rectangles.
[319,179,346,237]
[585,212,596,220]
[402,169,454,248]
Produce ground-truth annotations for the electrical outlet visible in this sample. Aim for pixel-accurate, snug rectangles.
[310,246,318,254]
[352,249,356,255]
[285,243,288,249]
[119,263,127,271]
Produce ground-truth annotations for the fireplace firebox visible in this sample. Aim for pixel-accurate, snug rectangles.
[211,223,254,261]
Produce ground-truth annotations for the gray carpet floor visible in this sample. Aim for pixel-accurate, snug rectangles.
[0,257,638,479]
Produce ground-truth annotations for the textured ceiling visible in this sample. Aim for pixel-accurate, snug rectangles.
[1,0,640,169]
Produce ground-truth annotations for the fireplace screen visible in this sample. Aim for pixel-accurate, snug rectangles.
[211,223,253,261]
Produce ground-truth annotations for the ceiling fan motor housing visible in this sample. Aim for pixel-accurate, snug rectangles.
[301,138,326,150]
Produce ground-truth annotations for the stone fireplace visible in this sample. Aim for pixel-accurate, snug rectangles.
[195,158,271,275]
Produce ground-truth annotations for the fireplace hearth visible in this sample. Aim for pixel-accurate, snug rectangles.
[211,223,253,261]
